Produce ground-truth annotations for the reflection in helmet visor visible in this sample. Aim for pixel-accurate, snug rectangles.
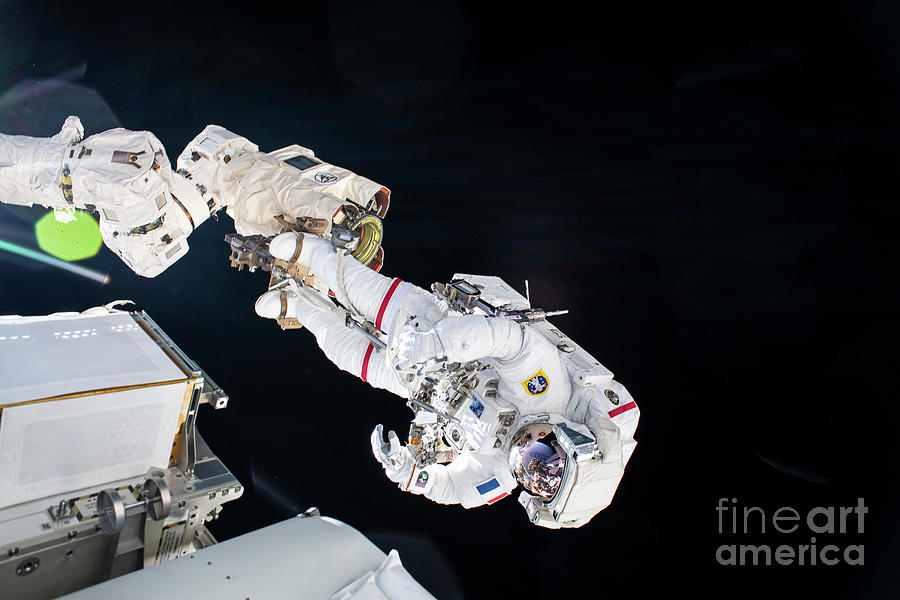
[518,441,565,500]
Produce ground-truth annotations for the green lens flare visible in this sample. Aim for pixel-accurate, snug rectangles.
[34,210,102,261]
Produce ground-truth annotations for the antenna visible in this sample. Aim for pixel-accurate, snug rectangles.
[524,279,531,307]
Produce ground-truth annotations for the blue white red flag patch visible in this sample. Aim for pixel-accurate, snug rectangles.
[475,477,510,504]
[469,396,485,419]
[521,369,549,396]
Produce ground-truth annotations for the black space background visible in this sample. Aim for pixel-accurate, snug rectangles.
[1,0,898,597]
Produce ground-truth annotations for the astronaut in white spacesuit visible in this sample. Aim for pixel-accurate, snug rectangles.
[0,116,390,276]
[254,231,640,528]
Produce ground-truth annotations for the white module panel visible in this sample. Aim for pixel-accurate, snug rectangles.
[0,312,185,405]
[0,382,186,509]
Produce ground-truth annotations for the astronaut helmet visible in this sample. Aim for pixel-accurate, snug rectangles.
[508,421,567,502]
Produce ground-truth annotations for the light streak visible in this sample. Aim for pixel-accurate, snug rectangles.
[0,238,110,284]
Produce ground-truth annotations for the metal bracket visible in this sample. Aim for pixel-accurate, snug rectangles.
[177,387,202,477]
[131,311,228,409]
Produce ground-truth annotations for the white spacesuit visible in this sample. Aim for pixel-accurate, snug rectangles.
[0,116,390,276]
[255,232,640,528]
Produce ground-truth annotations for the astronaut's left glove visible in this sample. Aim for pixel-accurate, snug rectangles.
[393,328,445,372]
[371,424,414,486]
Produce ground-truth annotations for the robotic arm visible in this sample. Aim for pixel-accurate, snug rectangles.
[0,117,389,277]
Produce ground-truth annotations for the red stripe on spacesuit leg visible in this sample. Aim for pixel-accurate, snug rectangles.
[375,278,403,330]
[487,492,510,504]
[361,342,375,383]
[608,401,637,418]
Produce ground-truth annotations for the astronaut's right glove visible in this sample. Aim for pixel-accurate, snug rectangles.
[370,424,415,487]
[392,328,445,372]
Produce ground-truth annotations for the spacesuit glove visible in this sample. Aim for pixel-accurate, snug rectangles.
[393,328,445,372]
[370,424,414,485]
